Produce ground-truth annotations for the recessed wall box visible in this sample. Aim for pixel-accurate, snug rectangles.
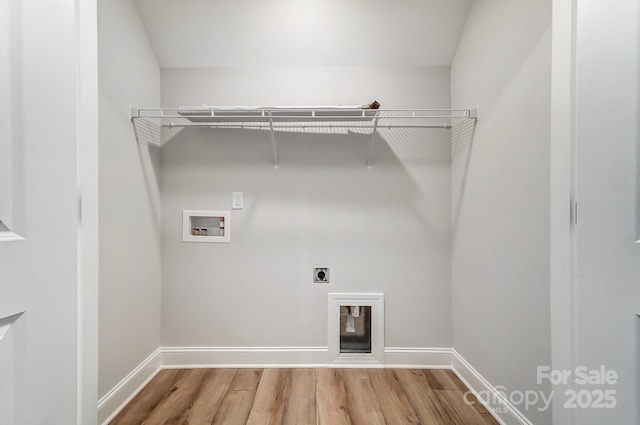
[314,267,330,283]
[183,210,230,243]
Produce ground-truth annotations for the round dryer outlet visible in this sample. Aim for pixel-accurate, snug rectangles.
[313,267,330,283]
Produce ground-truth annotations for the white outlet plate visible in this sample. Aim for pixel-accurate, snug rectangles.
[232,192,243,210]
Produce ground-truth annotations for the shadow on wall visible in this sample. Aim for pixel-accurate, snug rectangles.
[157,126,454,235]
[451,119,478,232]
[135,122,162,230]
[137,140,162,230]
[159,126,454,167]
[157,126,457,348]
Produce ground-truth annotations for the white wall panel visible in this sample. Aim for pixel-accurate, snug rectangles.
[160,67,453,350]
[450,1,552,423]
[98,0,162,401]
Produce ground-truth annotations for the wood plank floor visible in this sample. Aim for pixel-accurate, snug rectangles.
[110,368,500,425]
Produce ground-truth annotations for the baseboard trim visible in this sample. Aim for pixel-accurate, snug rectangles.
[451,350,532,425]
[384,347,452,369]
[98,348,162,425]
[161,346,331,368]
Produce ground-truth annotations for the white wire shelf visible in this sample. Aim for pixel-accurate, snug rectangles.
[130,107,478,170]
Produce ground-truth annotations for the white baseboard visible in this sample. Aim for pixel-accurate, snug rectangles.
[451,350,532,425]
[160,346,455,369]
[98,348,162,425]
[161,346,330,368]
[384,347,453,369]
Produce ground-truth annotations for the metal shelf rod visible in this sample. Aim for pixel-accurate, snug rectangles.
[158,124,454,129]
[142,115,469,120]
[132,108,478,121]
[135,108,474,113]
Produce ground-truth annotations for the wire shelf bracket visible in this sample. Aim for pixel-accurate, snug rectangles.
[367,117,379,171]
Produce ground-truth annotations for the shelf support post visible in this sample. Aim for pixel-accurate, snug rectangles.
[367,117,379,171]
[268,111,279,170]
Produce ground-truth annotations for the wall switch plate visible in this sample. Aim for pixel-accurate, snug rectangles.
[232,192,243,210]
[313,267,330,283]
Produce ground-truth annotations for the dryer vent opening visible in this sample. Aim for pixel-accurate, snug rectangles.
[339,305,372,354]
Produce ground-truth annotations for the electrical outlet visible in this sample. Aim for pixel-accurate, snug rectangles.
[232,192,243,210]
[313,267,330,283]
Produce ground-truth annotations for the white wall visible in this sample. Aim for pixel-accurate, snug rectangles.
[573,0,640,423]
[98,0,161,399]
[0,0,99,423]
[136,0,470,68]
[162,67,451,109]
[160,67,453,351]
[450,1,552,423]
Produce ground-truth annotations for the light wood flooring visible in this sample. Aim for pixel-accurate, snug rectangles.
[110,368,500,425]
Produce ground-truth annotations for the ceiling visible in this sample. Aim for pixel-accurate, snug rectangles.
[135,0,471,68]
